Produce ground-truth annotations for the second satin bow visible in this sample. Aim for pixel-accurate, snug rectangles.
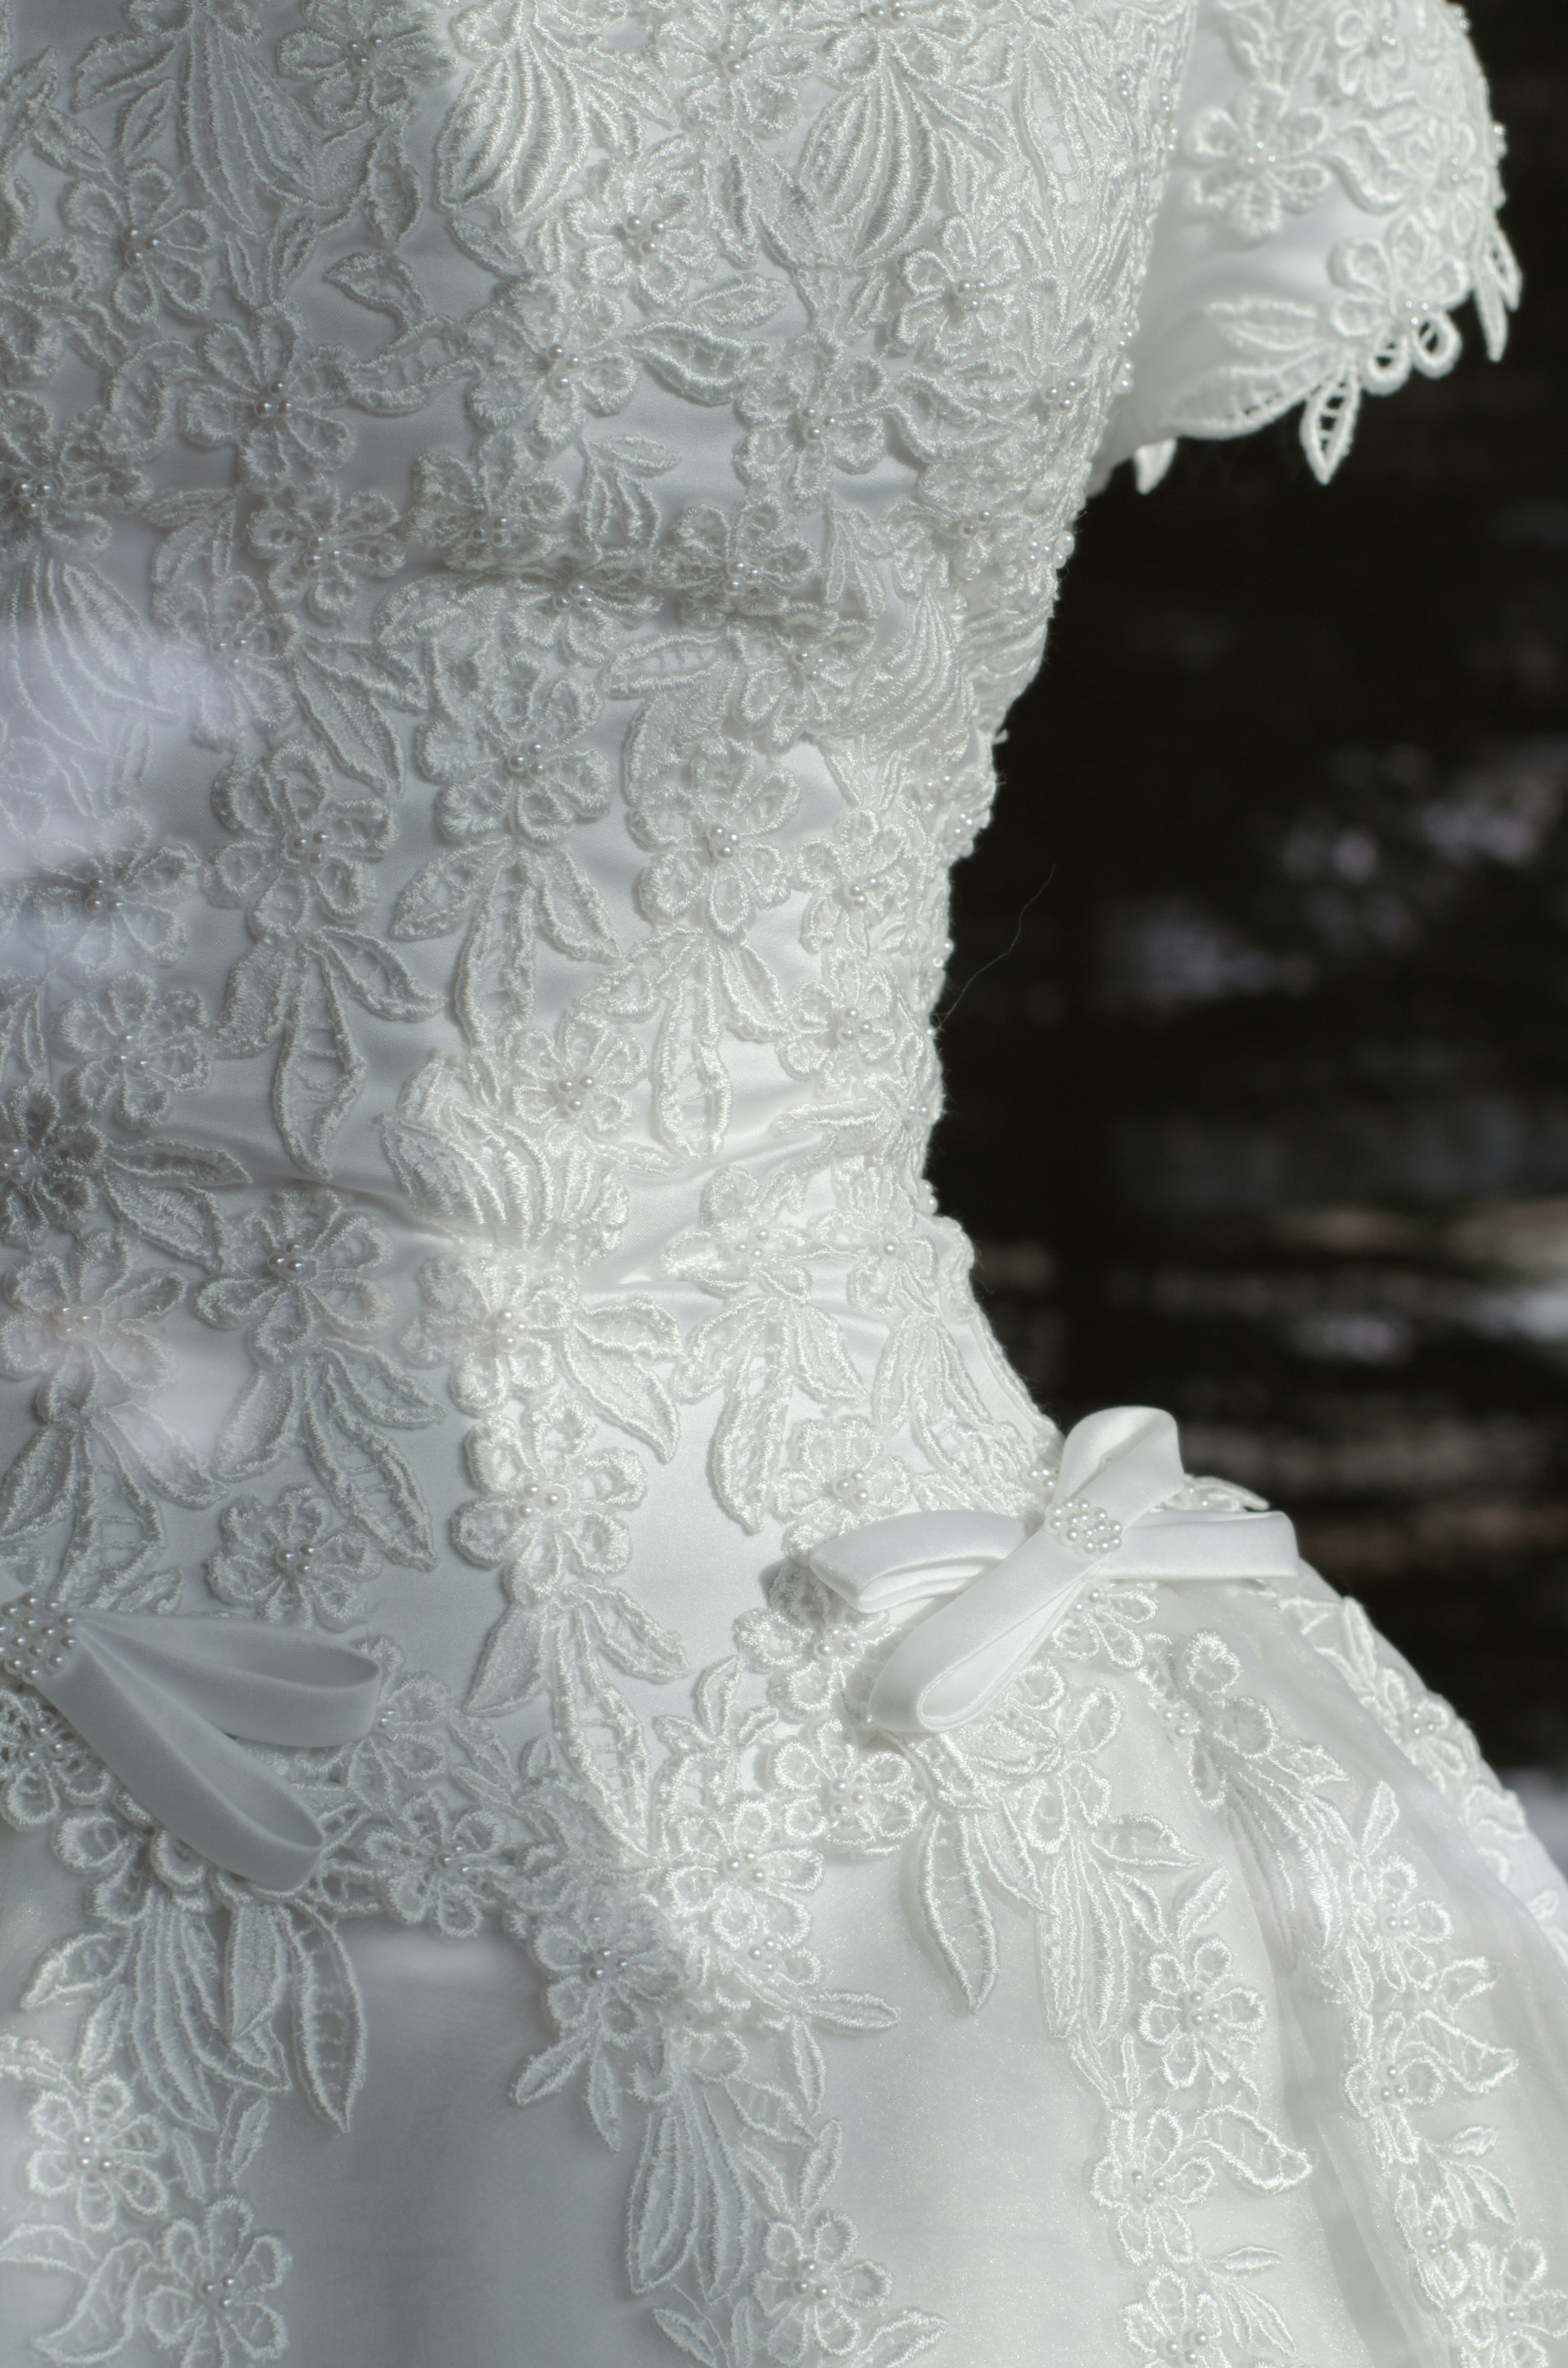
[808,1406,1301,1735]
[0,1594,380,1888]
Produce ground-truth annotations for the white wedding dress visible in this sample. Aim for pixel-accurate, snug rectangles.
[1,4,1566,2366]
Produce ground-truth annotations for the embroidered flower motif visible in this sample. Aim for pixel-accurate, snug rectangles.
[513,1888,690,2136]
[735,339,889,511]
[0,1233,180,1405]
[815,0,975,87]
[452,1400,685,1718]
[278,0,449,129]
[25,2070,168,2232]
[403,444,571,576]
[182,314,352,491]
[419,650,611,851]
[61,162,212,327]
[1184,82,1335,242]
[208,745,390,933]
[1089,2110,1215,2269]
[661,1165,820,1301]
[632,739,797,939]
[247,486,402,623]
[0,1681,112,1827]
[193,1190,392,1361]
[1327,220,1470,385]
[466,284,639,452]
[1329,0,1408,109]
[207,1487,380,1628]
[154,569,297,739]
[0,396,146,562]
[659,1787,817,1971]
[654,2,812,138]
[756,2209,893,2364]
[31,835,201,978]
[768,1715,920,1856]
[508,533,661,665]
[894,216,1024,361]
[564,158,714,310]
[356,1797,513,1939]
[1454,2238,1568,2362]
[792,812,910,956]
[664,499,817,634]
[890,456,1065,594]
[502,1016,643,1145]
[1136,1936,1266,2088]
[0,1085,103,1244]
[1051,1578,1158,1671]
[1350,1845,1455,1991]
[770,1416,913,1547]
[142,2196,290,2368]
[737,1559,891,1720]
[1121,2267,1224,2368]
[347,1654,455,1792]
[59,975,211,1129]
[1345,1971,1516,2158]
[734,602,875,747]
[405,1240,679,1444]
[779,952,903,1088]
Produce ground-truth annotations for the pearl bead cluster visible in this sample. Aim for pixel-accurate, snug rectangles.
[812,1614,856,1659]
[109,1027,152,1073]
[619,210,667,257]
[197,2275,243,2311]
[0,1593,79,1688]
[513,1480,566,1518]
[585,1939,632,1981]
[10,474,59,521]
[251,377,292,420]
[1042,1496,1123,1559]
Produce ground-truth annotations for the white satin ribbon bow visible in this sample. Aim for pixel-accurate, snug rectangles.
[0,1594,381,1888]
[808,1406,1301,1736]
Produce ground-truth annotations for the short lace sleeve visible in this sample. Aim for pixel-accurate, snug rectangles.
[1100,0,1519,488]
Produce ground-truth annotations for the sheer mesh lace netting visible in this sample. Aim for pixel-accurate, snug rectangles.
[0,4,1565,2366]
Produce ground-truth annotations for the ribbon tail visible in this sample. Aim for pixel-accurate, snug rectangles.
[869,1525,1089,1734]
[45,1633,343,1889]
[85,1615,381,1746]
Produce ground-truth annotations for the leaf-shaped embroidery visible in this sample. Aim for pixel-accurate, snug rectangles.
[549,1606,651,1850]
[628,2100,697,2292]
[1196,2106,1312,2194]
[301,1362,436,1568]
[917,1813,997,2010]
[31,2236,151,2367]
[273,954,366,1178]
[288,1910,367,2136]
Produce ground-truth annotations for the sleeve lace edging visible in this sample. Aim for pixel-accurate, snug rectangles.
[1129,0,1520,489]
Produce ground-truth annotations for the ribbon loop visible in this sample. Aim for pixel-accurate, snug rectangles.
[0,1594,380,1889]
[808,1406,1300,1736]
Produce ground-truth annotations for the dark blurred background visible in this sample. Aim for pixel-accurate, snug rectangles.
[932,0,1568,1804]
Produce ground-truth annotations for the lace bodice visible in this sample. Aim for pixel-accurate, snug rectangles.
[3,9,1562,2368]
